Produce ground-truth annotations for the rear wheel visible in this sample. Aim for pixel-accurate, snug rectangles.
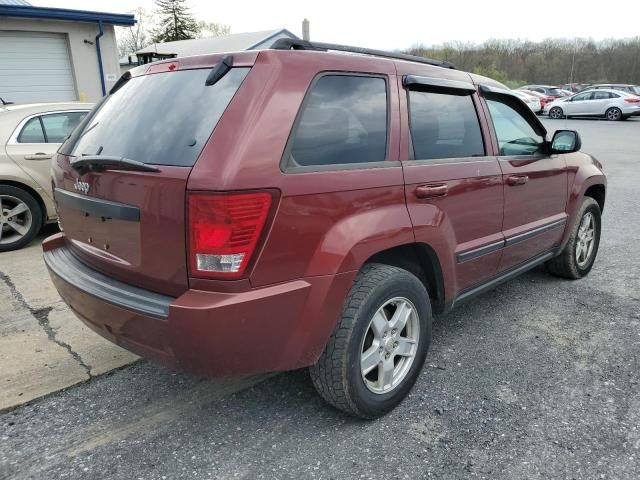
[549,106,564,119]
[605,107,623,121]
[0,185,42,252]
[309,263,432,419]
[546,197,601,279]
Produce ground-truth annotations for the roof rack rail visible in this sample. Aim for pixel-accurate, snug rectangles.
[270,38,456,70]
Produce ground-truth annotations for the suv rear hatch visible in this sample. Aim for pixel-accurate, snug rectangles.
[53,60,251,297]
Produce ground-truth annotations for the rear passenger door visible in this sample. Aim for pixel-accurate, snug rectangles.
[399,75,504,294]
[481,90,567,272]
[5,110,87,194]
[590,90,614,115]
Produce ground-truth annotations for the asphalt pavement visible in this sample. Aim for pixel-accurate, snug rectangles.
[1,117,639,480]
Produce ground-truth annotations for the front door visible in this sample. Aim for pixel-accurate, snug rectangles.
[399,75,504,295]
[482,92,567,272]
[562,90,593,116]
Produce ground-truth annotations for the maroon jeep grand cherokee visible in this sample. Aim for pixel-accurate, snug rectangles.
[44,40,606,419]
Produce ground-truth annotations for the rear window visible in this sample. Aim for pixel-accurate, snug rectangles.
[61,67,249,166]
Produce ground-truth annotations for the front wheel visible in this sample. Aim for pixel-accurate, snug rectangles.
[0,185,42,252]
[549,106,564,119]
[546,197,601,279]
[309,263,432,419]
[605,107,623,121]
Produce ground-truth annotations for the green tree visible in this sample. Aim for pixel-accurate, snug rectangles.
[472,63,509,84]
[151,0,200,43]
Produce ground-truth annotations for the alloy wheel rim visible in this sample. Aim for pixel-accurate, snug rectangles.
[575,212,596,268]
[360,297,420,395]
[551,108,561,119]
[607,109,620,120]
[0,195,32,245]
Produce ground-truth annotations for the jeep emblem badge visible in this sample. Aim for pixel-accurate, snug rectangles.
[74,179,90,194]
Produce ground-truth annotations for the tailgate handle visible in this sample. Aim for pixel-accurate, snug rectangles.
[415,184,448,199]
[24,153,52,160]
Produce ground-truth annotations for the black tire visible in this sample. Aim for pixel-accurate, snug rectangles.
[0,185,42,252]
[549,106,564,119]
[309,263,432,419]
[546,197,601,279]
[605,107,623,121]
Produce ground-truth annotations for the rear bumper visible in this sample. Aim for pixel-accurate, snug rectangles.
[43,234,354,376]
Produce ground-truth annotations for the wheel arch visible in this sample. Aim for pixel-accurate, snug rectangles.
[0,179,48,227]
[584,183,605,213]
[560,168,606,251]
[364,242,447,315]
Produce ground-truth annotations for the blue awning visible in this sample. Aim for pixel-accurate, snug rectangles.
[0,5,135,26]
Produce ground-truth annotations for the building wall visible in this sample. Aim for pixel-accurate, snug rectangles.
[0,17,121,102]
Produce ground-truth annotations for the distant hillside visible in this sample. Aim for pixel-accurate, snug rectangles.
[407,38,640,87]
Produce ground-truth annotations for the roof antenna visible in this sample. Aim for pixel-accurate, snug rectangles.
[0,97,13,106]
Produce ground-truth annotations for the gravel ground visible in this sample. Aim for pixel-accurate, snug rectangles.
[1,118,639,480]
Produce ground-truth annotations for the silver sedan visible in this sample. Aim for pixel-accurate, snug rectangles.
[544,89,640,121]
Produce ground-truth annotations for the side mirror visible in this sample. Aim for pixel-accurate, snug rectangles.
[551,130,581,154]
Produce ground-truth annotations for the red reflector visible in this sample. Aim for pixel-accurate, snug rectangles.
[146,62,179,74]
[187,192,272,279]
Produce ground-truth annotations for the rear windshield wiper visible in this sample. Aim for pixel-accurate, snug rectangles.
[71,155,160,175]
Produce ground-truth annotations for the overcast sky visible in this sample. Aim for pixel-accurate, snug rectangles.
[36,0,640,50]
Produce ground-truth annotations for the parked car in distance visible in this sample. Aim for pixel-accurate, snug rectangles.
[1,103,92,251]
[512,89,542,113]
[44,41,607,419]
[519,85,571,99]
[520,89,553,109]
[580,84,640,96]
[561,83,590,93]
[545,88,640,120]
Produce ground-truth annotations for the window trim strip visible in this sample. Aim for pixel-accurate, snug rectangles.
[403,75,476,95]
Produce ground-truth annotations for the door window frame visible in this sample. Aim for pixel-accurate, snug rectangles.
[8,110,90,145]
[403,75,491,165]
[478,86,549,159]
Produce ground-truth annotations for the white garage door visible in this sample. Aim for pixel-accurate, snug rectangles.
[0,31,77,104]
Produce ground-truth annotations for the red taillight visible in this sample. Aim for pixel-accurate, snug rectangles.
[187,192,272,279]
[624,97,640,103]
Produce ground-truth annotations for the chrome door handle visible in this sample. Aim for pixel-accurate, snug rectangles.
[415,184,448,199]
[24,153,53,160]
[506,175,529,186]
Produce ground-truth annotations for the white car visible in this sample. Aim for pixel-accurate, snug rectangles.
[511,90,542,114]
[544,89,640,121]
[1,102,92,251]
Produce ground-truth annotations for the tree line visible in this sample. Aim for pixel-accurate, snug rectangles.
[117,0,230,57]
[406,38,640,87]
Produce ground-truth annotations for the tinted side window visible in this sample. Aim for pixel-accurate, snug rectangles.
[408,91,484,160]
[17,117,45,143]
[486,99,544,156]
[41,112,87,143]
[572,92,593,101]
[592,91,611,100]
[288,75,387,167]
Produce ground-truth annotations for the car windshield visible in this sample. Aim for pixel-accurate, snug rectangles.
[60,67,250,167]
